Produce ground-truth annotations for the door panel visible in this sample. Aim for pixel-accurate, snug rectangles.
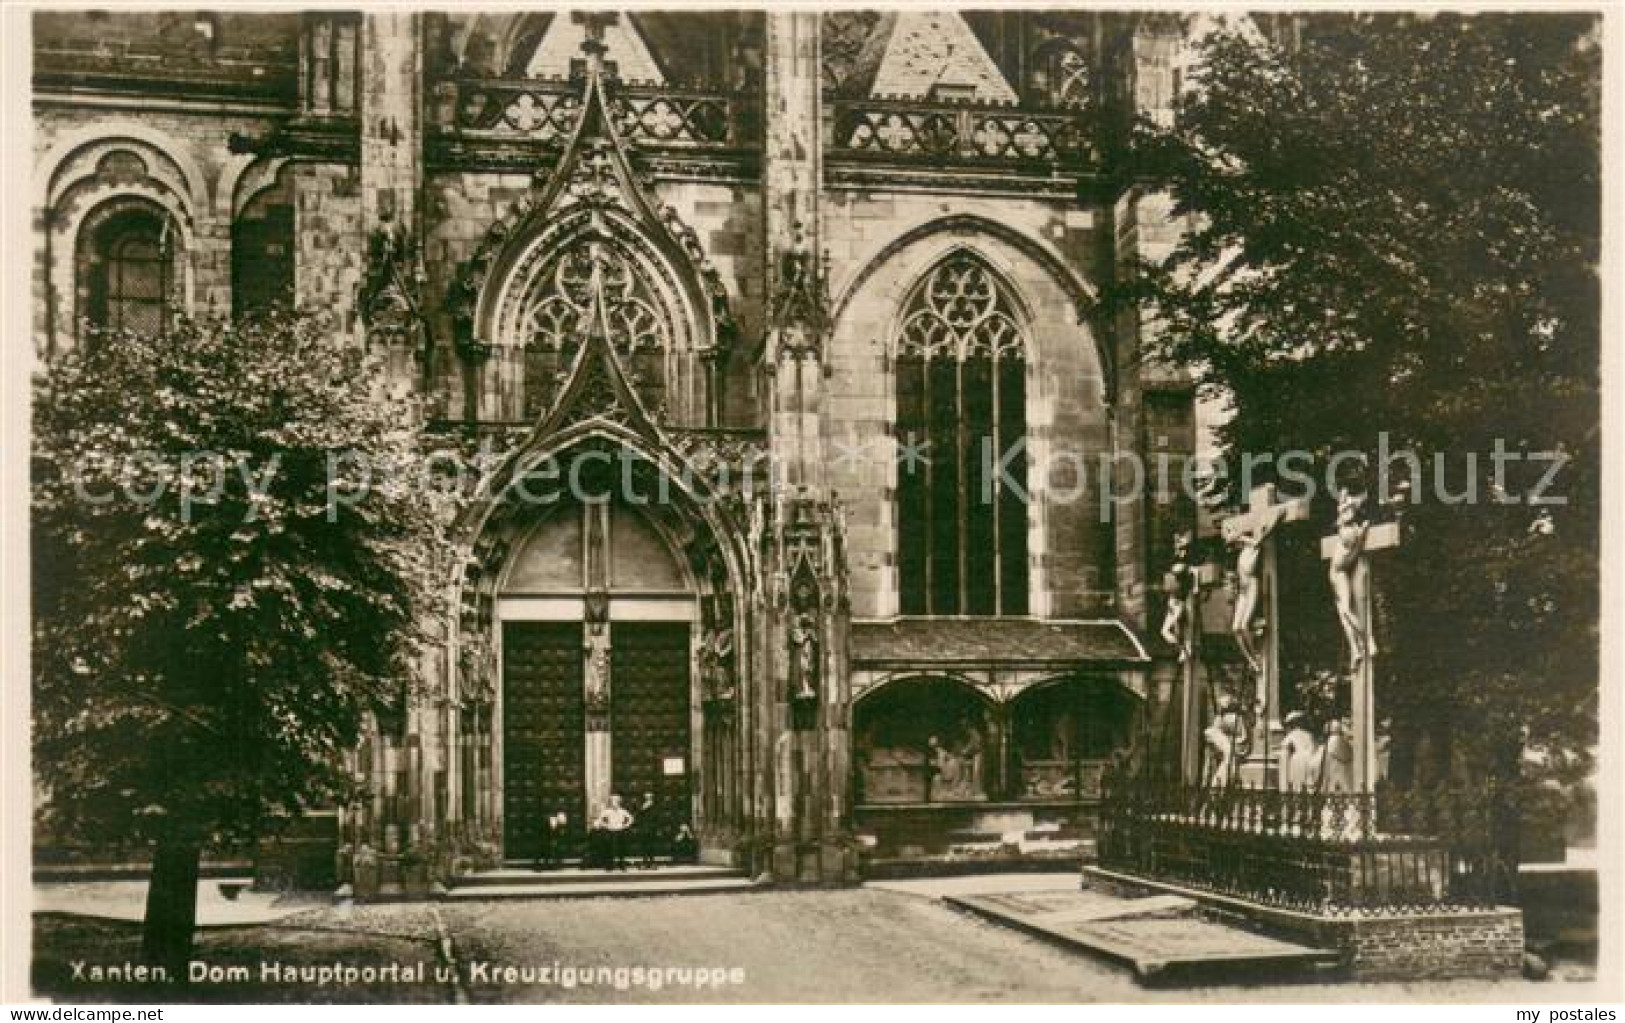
[502,622,584,861]
[610,622,693,847]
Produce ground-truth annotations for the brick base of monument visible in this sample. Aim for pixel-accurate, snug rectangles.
[1084,866,1525,981]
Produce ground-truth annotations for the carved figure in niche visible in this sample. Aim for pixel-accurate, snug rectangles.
[1160,530,1197,662]
[927,736,959,792]
[1278,711,1321,791]
[1328,486,1374,669]
[357,224,425,350]
[960,726,985,796]
[584,626,611,718]
[927,726,986,802]
[788,612,820,702]
[699,623,735,702]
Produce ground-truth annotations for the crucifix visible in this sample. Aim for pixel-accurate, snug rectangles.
[572,12,618,75]
[1319,487,1402,791]
[1161,531,1221,784]
[1219,484,1312,761]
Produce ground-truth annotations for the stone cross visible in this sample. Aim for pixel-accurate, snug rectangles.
[1219,484,1312,756]
[1320,492,1402,791]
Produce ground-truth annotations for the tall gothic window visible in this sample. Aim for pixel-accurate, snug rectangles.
[80,205,173,338]
[895,253,1029,616]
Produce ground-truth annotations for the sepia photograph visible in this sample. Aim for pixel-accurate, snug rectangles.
[5,2,1617,1008]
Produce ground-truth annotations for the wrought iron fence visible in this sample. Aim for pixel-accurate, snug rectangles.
[1096,770,1514,915]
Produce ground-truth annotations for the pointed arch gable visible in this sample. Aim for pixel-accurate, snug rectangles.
[454,419,747,592]
[477,206,705,356]
[451,58,736,425]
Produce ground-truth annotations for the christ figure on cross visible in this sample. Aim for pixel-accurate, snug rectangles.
[1328,486,1375,668]
[1224,504,1294,675]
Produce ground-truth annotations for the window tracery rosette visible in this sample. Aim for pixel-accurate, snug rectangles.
[897,255,1027,363]
[514,241,668,361]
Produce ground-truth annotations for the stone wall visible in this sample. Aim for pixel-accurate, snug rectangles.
[291,162,363,336]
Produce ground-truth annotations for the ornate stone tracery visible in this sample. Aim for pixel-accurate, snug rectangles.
[898,253,1028,362]
[358,222,428,354]
[443,28,742,424]
[517,239,667,360]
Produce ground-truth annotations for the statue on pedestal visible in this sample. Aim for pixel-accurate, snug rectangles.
[699,623,736,705]
[1318,717,1355,793]
[1202,697,1250,788]
[788,612,820,702]
[1278,711,1321,791]
[1160,530,1197,663]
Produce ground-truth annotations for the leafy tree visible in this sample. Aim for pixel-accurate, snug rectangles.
[32,313,443,974]
[1116,14,1599,806]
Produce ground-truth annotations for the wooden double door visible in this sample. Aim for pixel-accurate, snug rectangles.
[502,620,692,861]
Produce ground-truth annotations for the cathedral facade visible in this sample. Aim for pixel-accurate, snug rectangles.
[32,10,1197,889]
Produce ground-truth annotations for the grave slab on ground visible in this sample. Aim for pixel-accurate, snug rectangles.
[946,886,1340,986]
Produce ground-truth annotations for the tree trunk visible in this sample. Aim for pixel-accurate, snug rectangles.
[140,835,202,981]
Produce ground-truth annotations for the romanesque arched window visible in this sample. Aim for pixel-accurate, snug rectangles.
[895,252,1029,616]
[78,204,173,338]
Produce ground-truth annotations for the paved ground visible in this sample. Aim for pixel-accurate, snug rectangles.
[33,904,452,1004]
[34,879,326,927]
[32,877,1609,1004]
[437,887,1586,1003]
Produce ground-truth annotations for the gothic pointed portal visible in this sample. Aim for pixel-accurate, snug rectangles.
[870,12,1017,103]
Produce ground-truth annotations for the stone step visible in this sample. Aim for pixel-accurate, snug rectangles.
[456,864,745,888]
[441,874,758,901]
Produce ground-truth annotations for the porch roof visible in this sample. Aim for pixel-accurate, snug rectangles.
[851,618,1150,668]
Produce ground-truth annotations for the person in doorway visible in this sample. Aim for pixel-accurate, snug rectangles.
[593,793,635,871]
[670,823,697,863]
[549,811,569,867]
[534,808,560,871]
[634,791,659,869]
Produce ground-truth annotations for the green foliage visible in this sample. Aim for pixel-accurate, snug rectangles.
[1118,14,1599,785]
[32,313,445,846]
